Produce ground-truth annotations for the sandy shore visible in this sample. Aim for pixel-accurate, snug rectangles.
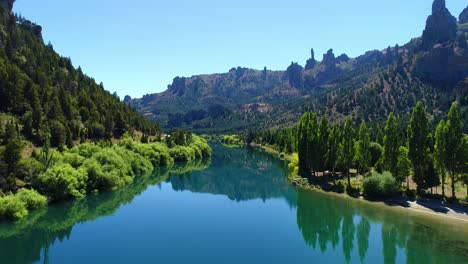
[252,144,468,222]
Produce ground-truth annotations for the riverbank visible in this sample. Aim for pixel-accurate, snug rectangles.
[0,134,212,222]
[250,143,468,222]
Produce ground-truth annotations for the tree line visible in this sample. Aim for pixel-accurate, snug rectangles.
[251,102,467,199]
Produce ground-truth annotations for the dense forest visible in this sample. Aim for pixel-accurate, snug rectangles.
[0,2,160,148]
[250,102,468,200]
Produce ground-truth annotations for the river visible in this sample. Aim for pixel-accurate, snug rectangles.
[0,143,466,264]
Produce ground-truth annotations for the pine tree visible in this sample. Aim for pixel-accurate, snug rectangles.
[408,102,429,192]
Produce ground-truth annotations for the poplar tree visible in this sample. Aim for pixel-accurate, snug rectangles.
[355,123,371,174]
[327,125,340,176]
[318,116,329,171]
[397,146,411,190]
[341,116,355,188]
[383,113,399,177]
[408,102,429,192]
[297,113,312,176]
[434,120,447,197]
[445,102,463,199]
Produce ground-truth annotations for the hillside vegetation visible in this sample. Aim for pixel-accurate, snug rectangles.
[130,0,468,134]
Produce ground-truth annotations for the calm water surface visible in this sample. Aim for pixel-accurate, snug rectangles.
[0,143,467,264]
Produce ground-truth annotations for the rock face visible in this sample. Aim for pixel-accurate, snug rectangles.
[286,62,304,88]
[322,49,336,68]
[414,1,467,86]
[123,95,132,104]
[168,77,187,96]
[304,48,316,70]
[0,0,14,12]
[336,53,350,63]
[421,0,457,50]
[21,20,42,39]
[460,6,468,24]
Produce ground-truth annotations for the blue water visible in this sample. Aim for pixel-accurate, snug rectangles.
[0,143,466,264]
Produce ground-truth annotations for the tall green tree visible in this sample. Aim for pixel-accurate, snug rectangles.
[318,116,329,171]
[297,113,312,176]
[397,146,411,190]
[425,133,440,194]
[309,113,320,176]
[383,113,399,177]
[354,123,371,174]
[341,116,355,188]
[434,120,448,197]
[327,125,340,176]
[445,102,463,199]
[408,102,429,192]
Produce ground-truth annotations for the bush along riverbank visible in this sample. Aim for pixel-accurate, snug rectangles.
[0,133,211,221]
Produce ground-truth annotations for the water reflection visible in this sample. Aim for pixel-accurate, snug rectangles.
[169,144,296,205]
[0,161,209,264]
[296,189,468,263]
[0,144,467,264]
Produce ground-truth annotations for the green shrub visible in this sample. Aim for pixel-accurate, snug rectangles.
[362,171,399,198]
[37,164,88,201]
[60,152,86,168]
[70,144,101,158]
[84,148,133,191]
[16,189,47,210]
[0,195,28,220]
[169,146,196,162]
[16,158,45,182]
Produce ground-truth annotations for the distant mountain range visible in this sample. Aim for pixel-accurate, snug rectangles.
[129,0,468,133]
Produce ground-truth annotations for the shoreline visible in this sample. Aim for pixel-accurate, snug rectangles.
[251,143,468,222]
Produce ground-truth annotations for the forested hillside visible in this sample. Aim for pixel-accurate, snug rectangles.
[130,0,468,133]
[0,0,160,150]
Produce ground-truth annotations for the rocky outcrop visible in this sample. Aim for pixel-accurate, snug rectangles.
[0,0,14,13]
[123,95,132,104]
[460,6,468,24]
[20,20,42,39]
[421,0,457,50]
[322,49,336,68]
[168,77,187,96]
[304,48,316,70]
[336,53,350,63]
[286,62,304,88]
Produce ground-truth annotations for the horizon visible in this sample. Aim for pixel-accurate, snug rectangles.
[13,0,466,98]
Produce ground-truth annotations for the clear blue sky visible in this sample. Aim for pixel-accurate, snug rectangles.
[13,0,466,98]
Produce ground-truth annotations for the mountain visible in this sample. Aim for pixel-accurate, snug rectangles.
[0,0,160,149]
[130,0,468,133]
